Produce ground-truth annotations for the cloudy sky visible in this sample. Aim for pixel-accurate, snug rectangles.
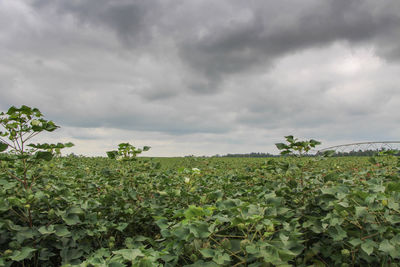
[1,0,400,156]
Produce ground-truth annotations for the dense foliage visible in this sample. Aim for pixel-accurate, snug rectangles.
[1,105,400,266]
[1,154,400,266]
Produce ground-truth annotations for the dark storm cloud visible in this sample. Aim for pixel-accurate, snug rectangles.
[2,0,400,156]
[180,0,400,92]
[31,0,162,46]
[31,0,400,94]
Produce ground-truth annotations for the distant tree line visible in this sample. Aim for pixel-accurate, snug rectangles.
[215,152,277,158]
[319,149,400,157]
[213,149,399,158]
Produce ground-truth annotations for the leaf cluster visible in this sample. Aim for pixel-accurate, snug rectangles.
[276,135,321,156]
[107,143,150,161]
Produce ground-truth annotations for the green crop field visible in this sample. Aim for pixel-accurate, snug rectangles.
[2,156,400,266]
[1,106,400,266]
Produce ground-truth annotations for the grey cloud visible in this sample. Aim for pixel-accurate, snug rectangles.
[1,0,400,156]
[57,113,233,136]
[234,81,398,137]
[30,0,400,94]
[31,0,162,47]
[178,0,400,92]
[139,89,178,101]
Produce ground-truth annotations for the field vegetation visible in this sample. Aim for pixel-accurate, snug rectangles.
[1,106,400,266]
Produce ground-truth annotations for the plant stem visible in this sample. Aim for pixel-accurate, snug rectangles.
[28,208,33,228]
[6,169,25,187]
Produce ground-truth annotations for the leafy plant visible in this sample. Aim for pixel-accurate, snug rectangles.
[378,149,399,156]
[107,142,150,161]
[0,105,73,189]
[276,135,321,156]
[0,105,74,266]
[0,105,73,226]
[1,152,400,266]
[1,108,400,266]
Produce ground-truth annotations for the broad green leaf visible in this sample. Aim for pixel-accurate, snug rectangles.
[275,143,289,150]
[328,225,347,241]
[279,233,289,242]
[349,238,362,247]
[107,151,118,159]
[133,235,148,242]
[6,106,18,115]
[133,259,153,267]
[391,234,400,245]
[62,214,81,225]
[277,247,299,261]
[60,248,83,264]
[189,222,210,238]
[0,142,7,152]
[173,226,190,240]
[199,249,215,258]
[388,200,400,211]
[34,151,53,161]
[55,225,71,237]
[378,239,395,255]
[116,223,128,232]
[386,214,400,224]
[246,245,259,254]
[0,179,18,190]
[0,153,17,161]
[285,135,294,142]
[369,185,385,193]
[355,206,368,218]
[64,142,74,147]
[320,187,337,195]
[338,201,349,207]
[184,206,204,220]
[38,225,56,235]
[155,218,169,230]
[259,247,281,263]
[16,228,36,243]
[309,139,321,147]
[212,252,230,265]
[361,239,376,255]
[67,206,84,215]
[10,247,36,261]
[113,249,144,261]
[42,121,59,132]
[386,182,400,193]
[0,199,10,212]
[38,249,56,261]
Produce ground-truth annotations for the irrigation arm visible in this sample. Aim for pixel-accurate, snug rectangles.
[317,141,400,152]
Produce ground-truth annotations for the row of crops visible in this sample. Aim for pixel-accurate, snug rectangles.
[1,106,400,266]
[1,155,400,266]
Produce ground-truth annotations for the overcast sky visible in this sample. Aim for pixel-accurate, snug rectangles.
[1,0,400,156]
